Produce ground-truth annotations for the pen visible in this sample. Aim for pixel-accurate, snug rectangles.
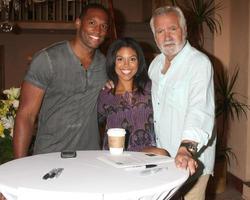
[42,168,64,180]
[43,170,55,180]
[124,164,157,171]
[146,164,157,168]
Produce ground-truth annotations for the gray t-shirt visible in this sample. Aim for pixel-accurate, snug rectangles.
[25,41,107,154]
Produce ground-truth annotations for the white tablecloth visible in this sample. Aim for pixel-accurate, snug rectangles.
[0,151,189,200]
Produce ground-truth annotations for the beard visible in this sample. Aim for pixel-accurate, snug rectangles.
[159,39,186,58]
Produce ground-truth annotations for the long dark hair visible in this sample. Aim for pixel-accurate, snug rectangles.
[106,37,150,95]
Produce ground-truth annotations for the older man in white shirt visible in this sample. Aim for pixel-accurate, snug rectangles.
[148,6,215,200]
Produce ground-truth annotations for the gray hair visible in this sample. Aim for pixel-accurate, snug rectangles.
[150,6,187,37]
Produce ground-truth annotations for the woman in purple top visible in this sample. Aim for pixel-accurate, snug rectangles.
[98,37,168,155]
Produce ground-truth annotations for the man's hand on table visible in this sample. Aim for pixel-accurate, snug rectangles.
[175,146,198,175]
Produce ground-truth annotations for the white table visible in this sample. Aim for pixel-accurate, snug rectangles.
[0,151,189,200]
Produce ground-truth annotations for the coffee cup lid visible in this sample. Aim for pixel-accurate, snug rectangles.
[107,128,126,136]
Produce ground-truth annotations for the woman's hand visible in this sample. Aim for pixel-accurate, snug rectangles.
[103,80,114,90]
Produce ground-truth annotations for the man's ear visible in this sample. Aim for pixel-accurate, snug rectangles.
[75,18,81,29]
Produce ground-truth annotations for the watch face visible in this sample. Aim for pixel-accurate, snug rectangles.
[180,142,197,156]
[189,144,197,151]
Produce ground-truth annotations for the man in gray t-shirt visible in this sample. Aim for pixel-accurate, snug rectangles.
[13,3,110,157]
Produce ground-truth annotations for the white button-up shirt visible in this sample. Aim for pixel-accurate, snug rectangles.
[148,41,216,175]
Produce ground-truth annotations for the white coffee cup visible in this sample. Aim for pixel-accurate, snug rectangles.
[107,128,126,155]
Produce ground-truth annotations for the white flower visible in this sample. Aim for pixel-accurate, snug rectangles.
[12,100,19,109]
[1,116,14,130]
[0,87,20,163]
[3,87,20,100]
[0,87,20,139]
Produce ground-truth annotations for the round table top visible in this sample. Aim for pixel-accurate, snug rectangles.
[0,150,189,200]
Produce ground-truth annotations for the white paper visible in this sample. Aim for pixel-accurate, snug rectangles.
[97,152,173,168]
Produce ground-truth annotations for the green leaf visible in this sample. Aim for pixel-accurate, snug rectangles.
[215,67,250,165]
[0,135,14,164]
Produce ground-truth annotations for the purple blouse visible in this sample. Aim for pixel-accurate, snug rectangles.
[97,82,156,151]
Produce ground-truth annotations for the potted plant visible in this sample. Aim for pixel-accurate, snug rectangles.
[215,67,249,161]
[210,67,249,193]
[170,0,223,50]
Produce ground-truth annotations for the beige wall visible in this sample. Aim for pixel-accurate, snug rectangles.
[245,1,250,199]
[113,0,152,23]
[214,0,231,68]
[247,0,250,181]
[214,0,250,198]
[229,0,249,179]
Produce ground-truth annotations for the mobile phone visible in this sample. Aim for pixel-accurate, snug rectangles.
[61,151,77,158]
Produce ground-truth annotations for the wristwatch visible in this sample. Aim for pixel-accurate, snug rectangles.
[179,142,198,156]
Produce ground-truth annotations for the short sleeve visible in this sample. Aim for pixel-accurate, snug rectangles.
[24,50,52,90]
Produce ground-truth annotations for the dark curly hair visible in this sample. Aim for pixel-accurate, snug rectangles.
[106,37,150,95]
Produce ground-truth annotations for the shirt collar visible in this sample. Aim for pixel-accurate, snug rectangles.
[171,41,191,65]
